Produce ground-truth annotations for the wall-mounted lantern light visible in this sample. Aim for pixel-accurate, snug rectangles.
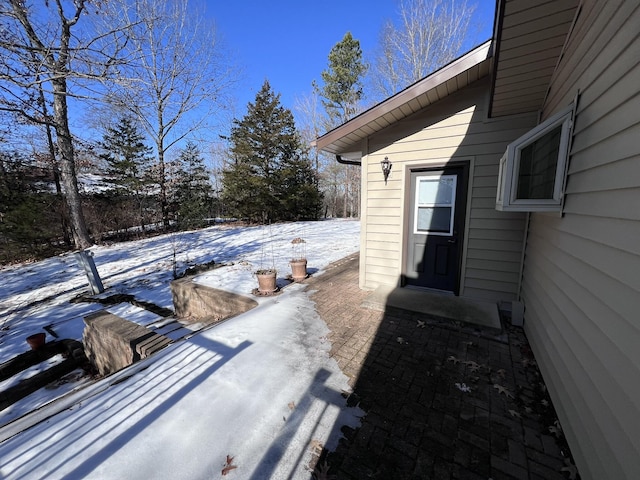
[381,157,392,184]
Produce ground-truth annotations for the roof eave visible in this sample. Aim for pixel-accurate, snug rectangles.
[316,40,493,155]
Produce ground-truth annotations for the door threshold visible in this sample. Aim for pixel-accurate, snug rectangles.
[404,284,455,296]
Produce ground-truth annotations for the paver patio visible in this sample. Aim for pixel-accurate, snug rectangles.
[306,253,579,480]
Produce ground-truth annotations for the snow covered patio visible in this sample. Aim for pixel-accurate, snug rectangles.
[1,281,361,479]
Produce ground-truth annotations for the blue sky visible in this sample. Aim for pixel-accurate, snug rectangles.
[208,0,496,115]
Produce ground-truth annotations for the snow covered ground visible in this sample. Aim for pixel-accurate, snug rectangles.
[0,219,362,479]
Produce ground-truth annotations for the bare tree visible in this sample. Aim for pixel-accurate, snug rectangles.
[296,90,337,218]
[295,90,327,177]
[371,0,478,99]
[106,0,236,228]
[0,0,130,249]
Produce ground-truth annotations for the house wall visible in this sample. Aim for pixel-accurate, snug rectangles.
[519,1,640,478]
[360,77,538,302]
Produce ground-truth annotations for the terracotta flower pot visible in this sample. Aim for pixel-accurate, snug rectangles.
[26,332,46,351]
[289,259,307,282]
[256,270,277,293]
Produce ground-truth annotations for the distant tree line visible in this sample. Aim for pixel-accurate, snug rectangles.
[0,102,322,263]
[0,129,215,263]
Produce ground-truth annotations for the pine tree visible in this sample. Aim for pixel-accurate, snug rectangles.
[314,32,367,218]
[222,81,322,223]
[0,149,65,261]
[314,32,368,125]
[98,116,153,230]
[277,148,323,221]
[172,141,213,229]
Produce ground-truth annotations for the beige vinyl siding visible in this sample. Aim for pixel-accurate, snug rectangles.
[465,155,526,301]
[491,0,579,117]
[360,77,537,301]
[360,172,402,285]
[519,1,640,478]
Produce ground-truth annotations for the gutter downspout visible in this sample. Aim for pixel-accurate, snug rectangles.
[517,212,530,303]
[336,155,361,166]
[510,211,530,327]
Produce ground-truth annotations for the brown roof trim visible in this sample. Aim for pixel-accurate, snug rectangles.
[316,40,493,154]
[487,0,505,119]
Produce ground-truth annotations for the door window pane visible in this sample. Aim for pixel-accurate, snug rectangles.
[414,174,456,235]
[417,207,452,232]
[418,177,454,204]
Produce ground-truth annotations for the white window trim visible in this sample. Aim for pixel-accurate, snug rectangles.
[496,104,574,212]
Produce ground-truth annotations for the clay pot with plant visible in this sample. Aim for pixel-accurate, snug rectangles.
[255,268,278,293]
[289,237,307,282]
[255,225,278,293]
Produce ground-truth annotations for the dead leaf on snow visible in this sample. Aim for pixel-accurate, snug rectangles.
[309,439,324,456]
[221,455,237,476]
[288,401,296,411]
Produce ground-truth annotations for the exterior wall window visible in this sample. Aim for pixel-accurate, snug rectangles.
[496,104,574,212]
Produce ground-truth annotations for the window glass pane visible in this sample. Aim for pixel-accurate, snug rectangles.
[417,207,451,233]
[516,125,562,199]
[418,177,454,205]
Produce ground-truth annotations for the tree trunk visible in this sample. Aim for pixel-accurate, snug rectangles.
[40,82,72,247]
[156,144,169,229]
[52,78,91,249]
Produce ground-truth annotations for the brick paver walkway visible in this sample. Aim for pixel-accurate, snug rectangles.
[306,253,579,480]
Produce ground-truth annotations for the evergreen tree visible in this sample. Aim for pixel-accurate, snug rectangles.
[314,32,367,218]
[222,81,322,223]
[314,32,368,125]
[172,141,213,229]
[277,148,323,220]
[98,116,153,230]
[0,150,65,261]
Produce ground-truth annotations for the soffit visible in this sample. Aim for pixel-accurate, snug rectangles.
[490,0,580,117]
[315,41,493,156]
